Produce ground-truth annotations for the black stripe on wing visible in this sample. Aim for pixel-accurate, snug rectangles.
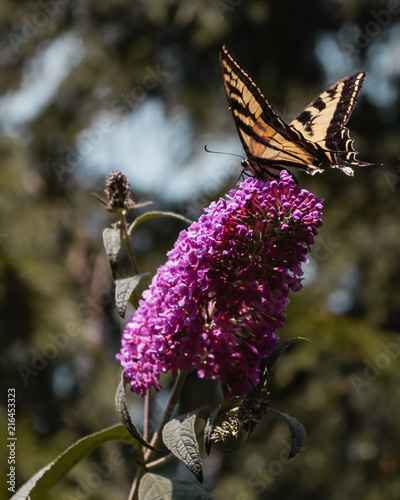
[290,73,372,168]
[219,45,289,153]
[326,73,366,136]
[219,45,325,178]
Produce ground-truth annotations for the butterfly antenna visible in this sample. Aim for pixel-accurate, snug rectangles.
[204,145,245,161]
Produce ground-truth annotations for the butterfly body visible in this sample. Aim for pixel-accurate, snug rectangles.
[219,45,373,181]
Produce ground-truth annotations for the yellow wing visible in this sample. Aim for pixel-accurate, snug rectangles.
[219,45,323,180]
[290,73,371,170]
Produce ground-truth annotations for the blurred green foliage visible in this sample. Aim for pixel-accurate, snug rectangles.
[0,0,399,499]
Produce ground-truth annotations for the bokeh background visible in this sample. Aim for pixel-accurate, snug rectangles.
[1,1,400,499]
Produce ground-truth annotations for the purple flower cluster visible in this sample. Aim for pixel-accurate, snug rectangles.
[117,171,323,398]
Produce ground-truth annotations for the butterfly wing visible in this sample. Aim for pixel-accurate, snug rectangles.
[219,45,324,180]
[220,45,374,180]
[290,73,373,174]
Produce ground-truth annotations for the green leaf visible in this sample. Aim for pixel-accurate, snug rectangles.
[115,373,156,451]
[162,407,210,482]
[92,192,109,207]
[263,337,310,383]
[138,473,214,500]
[102,227,121,278]
[264,339,291,374]
[276,411,306,458]
[115,274,149,317]
[11,424,140,500]
[131,200,153,209]
[128,211,192,235]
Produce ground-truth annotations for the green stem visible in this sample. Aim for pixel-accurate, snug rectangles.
[127,371,187,499]
[144,391,151,443]
[146,452,175,470]
[144,370,187,462]
[118,208,139,275]
[128,466,145,500]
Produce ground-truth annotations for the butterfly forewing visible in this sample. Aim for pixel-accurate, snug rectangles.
[219,44,373,180]
[219,47,287,145]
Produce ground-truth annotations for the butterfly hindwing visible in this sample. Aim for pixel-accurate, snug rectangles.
[219,44,372,181]
[290,73,371,169]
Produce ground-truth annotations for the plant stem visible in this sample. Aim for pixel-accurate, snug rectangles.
[128,466,145,500]
[144,370,187,461]
[127,371,187,500]
[118,209,139,275]
[144,391,151,443]
[146,452,175,470]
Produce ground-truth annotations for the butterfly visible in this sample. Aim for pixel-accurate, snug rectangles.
[219,44,373,181]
